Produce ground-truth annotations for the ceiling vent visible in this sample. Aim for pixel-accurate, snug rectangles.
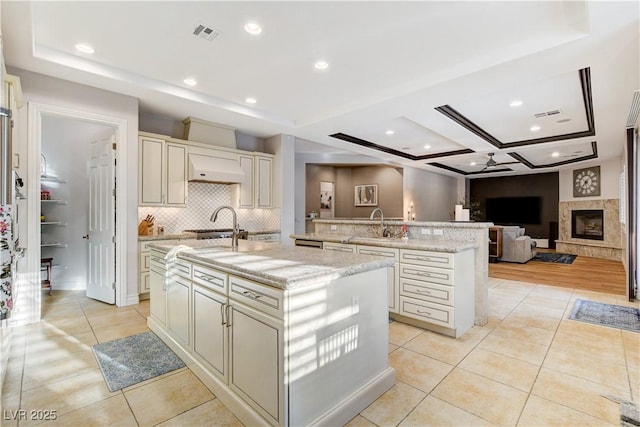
[192,24,221,42]
[534,109,562,119]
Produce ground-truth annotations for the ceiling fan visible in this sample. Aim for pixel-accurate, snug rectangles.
[479,153,520,172]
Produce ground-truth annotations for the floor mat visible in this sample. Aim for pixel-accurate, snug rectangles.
[92,331,185,391]
[569,299,640,333]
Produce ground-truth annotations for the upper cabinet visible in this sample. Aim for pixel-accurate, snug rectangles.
[138,136,187,206]
[233,153,273,209]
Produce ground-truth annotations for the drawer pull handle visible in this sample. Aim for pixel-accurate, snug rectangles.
[417,309,432,316]
[416,289,432,294]
[243,290,262,299]
[199,274,218,283]
[417,272,432,277]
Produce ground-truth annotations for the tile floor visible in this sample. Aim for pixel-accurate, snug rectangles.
[1,277,639,426]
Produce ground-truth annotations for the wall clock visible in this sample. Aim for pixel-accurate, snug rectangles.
[573,166,600,197]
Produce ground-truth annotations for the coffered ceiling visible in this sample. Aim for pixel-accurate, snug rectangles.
[1,1,638,178]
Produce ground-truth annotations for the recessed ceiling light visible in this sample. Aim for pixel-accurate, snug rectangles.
[314,61,329,70]
[385,130,395,135]
[244,22,262,35]
[470,161,477,166]
[423,144,431,150]
[75,43,95,54]
[551,151,560,158]
[509,99,523,107]
[183,78,197,87]
[245,97,257,104]
[530,125,541,132]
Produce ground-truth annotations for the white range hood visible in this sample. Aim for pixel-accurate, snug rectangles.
[188,153,245,184]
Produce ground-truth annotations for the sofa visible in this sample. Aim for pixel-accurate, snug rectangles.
[499,226,537,263]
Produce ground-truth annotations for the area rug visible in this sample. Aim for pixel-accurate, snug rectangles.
[533,252,577,264]
[569,299,640,333]
[92,331,185,391]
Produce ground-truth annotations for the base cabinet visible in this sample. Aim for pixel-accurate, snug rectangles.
[193,284,228,380]
[229,302,283,424]
[148,255,394,427]
[148,253,166,325]
[393,248,475,338]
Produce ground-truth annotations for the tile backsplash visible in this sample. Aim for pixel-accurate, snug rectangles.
[138,182,280,233]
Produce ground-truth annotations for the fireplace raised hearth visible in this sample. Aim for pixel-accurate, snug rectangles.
[571,209,604,240]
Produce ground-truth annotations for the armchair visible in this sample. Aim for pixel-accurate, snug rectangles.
[499,226,537,263]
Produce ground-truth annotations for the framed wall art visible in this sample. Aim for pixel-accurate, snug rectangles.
[354,184,378,206]
[573,166,600,197]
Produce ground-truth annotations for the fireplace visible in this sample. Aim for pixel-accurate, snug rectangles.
[571,209,604,240]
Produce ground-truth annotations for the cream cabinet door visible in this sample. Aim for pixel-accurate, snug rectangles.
[229,302,283,425]
[166,276,191,348]
[149,258,166,325]
[255,156,272,208]
[165,142,187,206]
[193,284,228,381]
[237,154,254,208]
[139,137,164,205]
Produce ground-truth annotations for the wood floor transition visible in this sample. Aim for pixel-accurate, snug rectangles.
[489,249,627,296]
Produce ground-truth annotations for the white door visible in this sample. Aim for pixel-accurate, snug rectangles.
[86,135,115,303]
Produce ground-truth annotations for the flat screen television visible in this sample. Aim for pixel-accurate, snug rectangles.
[485,196,541,225]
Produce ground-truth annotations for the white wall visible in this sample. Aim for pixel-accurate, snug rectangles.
[558,158,622,201]
[9,67,139,306]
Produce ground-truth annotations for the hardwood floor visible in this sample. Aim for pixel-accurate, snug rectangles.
[489,250,627,295]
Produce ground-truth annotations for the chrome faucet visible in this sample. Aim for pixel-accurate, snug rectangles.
[369,208,390,237]
[210,205,239,249]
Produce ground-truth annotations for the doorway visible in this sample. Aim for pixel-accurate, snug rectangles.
[40,116,115,298]
[20,103,128,325]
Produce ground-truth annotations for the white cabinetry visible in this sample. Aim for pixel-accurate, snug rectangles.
[138,136,187,206]
[166,259,192,348]
[233,153,274,208]
[323,242,355,253]
[139,240,172,294]
[357,245,399,313]
[149,251,167,326]
[395,248,474,338]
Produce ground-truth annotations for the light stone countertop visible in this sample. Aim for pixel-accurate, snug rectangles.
[147,238,394,290]
[138,232,197,241]
[311,219,493,229]
[290,233,478,253]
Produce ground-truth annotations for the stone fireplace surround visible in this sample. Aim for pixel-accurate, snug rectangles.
[556,199,621,261]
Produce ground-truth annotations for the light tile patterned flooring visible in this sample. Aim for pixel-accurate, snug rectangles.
[2,277,639,426]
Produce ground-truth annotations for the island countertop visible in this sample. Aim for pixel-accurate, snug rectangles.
[146,239,394,290]
[290,233,478,252]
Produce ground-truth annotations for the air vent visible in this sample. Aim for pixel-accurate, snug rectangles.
[626,90,640,129]
[534,109,562,118]
[193,24,221,42]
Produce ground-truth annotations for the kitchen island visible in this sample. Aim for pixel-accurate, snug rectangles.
[146,239,396,427]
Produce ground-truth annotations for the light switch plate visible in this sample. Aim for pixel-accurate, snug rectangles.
[433,229,444,235]
[421,228,431,235]
[330,225,337,231]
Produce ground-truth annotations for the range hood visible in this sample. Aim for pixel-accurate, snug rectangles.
[188,154,245,184]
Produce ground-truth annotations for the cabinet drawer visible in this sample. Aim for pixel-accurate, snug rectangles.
[193,263,228,293]
[139,252,151,273]
[149,258,166,274]
[399,296,454,328]
[250,234,280,242]
[356,245,400,261]
[323,242,355,253]
[399,277,453,306]
[140,272,150,292]
[230,276,283,319]
[400,249,454,269]
[399,263,453,286]
[168,259,191,280]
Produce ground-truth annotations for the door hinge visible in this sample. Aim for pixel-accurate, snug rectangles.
[112,282,116,290]
[112,236,116,243]
[112,188,116,197]
[112,143,117,150]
